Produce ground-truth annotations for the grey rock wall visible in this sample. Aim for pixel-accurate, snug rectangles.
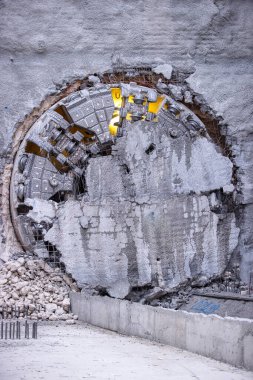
[0,1,252,285]
[44,123,239,298]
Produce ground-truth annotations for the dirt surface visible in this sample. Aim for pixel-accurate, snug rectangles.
[0,321,252,380]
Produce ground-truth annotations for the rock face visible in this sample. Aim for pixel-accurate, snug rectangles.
[44,122,239,298]
[0,1,252,300]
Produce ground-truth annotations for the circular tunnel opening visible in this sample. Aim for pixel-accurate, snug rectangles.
[8,70,239,302]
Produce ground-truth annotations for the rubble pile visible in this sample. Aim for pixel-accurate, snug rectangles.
[0,258,79,323]
[194,269,250,296]
[135,266,250,310]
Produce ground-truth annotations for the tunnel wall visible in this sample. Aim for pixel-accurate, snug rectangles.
[70,292,253,371]
[0,0,253,282]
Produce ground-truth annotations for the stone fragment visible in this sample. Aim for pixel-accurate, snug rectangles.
[49,314,58,321]
[11,291,19,300]
[20,286,29,296]
[168,84,183,100]
[62,298,70,312]
[17,257,25,266]
[223,184,234,194]
[26,260,37,271]
[15,281,28,290]
[17,266,26,276]
[66,319,75,325]
[59,314,69,321]
[88,75,100,85]
[142,287,168,303]
[62,274,73,287]
[40,262,54,274]
[55,307,64,316]
[7,262,21,272]
[153,64,173,80]
[29,303,36,311]
[50,276,63,282]
[45,303,58,313]
[184,90,192,103]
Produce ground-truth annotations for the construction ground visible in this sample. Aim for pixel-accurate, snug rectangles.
[0,321,252,380]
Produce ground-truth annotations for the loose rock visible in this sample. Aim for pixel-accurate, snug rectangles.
[0,258,80,322]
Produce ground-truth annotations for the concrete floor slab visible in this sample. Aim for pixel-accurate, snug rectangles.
[0,322,252,380]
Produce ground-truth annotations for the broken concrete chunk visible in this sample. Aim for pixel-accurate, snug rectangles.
[141,287,168,303]
[26,198,56,224]
[223,184,234,194]
[184,90,192,103]
[107,279,131,299]
[62,298,71,312]
[168,84,183,100]
[153,64,173,80]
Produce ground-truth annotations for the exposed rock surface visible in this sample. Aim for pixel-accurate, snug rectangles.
[44,122,239,298]
[0,258,79,321]
[0,1,252,301]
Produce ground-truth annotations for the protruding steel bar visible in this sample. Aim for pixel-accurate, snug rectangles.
[25,320,29,339]
[18,321,21,339]
[15,321,17,339]
[12,321,15,339]
[5,322,8,340]
[32,322,38,339]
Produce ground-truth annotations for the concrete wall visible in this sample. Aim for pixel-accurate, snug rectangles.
[70,292,253,371]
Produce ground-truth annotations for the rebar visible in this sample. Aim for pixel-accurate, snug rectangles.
[5,322,7,339]
[32,322,38,339]
[25,320,29,339]
[16,321,20,339]
[12,321,15,339]
[9,322,12,339]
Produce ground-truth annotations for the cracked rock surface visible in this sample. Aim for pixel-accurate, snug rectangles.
[44,122,239,298]
[0,1,252,300]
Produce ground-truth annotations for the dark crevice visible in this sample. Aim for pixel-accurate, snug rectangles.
[44,241,66,271]
[54,104,73,124]
[49,191,67,203]
[210,189,238,214]
[16,204,32,215]
[145,143,156,155]
[125,284,153,302]
[122,164,130,174]
[101,68,171,89]
[185,101,233,160]
[94,286,110,297]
